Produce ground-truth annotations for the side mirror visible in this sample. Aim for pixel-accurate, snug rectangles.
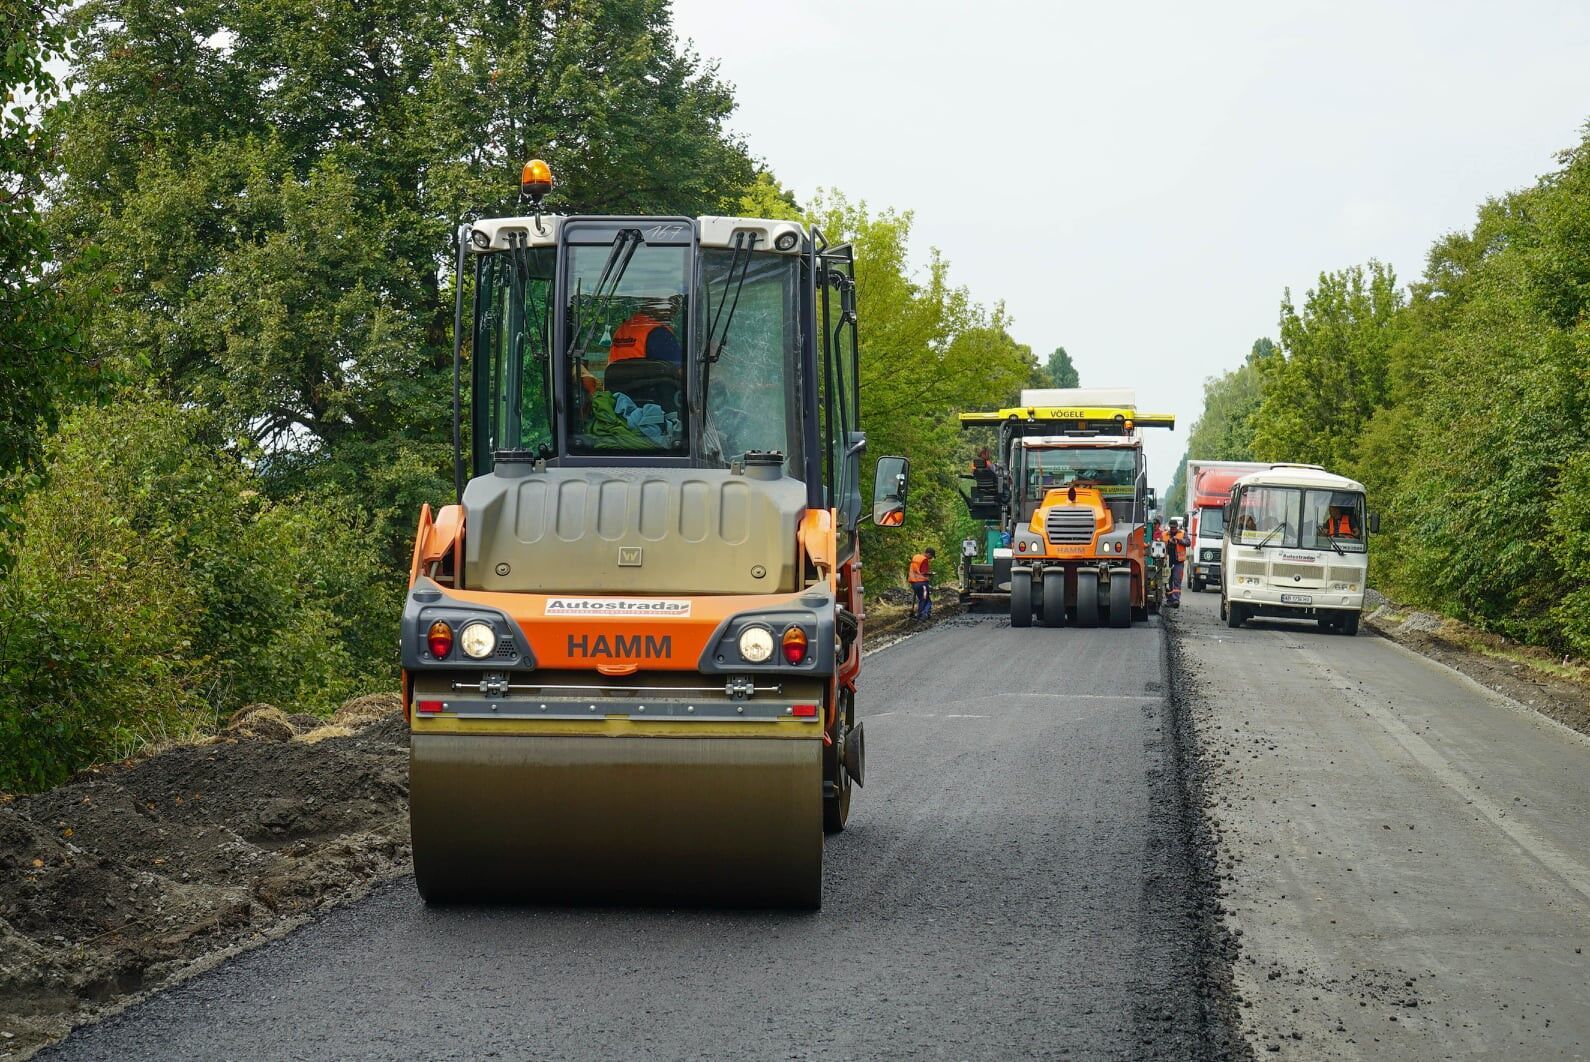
[1368,511,1381,535]
[872,456,909,527]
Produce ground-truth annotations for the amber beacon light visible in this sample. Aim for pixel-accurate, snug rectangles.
[520,159,553,204]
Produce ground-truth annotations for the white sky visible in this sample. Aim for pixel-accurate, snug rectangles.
[671,0,1590,492]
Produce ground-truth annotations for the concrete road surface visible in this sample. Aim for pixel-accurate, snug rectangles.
[1174,589,1590,1059]
[44,611,1228,1061]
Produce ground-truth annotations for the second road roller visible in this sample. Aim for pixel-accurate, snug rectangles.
[400,161,909,907]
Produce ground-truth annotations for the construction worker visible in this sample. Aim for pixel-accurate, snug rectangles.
[1166,518,1190,608]
[909,547,935,621]
[608,310,682,364]
[1323,506,1355,538]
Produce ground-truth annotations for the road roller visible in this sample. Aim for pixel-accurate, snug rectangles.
[401,161,909,907]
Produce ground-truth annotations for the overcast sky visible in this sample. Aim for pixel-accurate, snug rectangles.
[671,0,1590,492]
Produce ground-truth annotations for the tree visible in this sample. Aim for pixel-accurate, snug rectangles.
[1250,263,1403,470]
[1,0,79,479]
[1164,337,1273,514]
[48,0,759,560]
[1042,346,1080,389]
[805,191,1036,581]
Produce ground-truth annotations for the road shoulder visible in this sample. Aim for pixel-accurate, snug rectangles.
[1168,591,1590,1060]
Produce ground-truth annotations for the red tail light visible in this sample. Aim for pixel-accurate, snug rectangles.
[417,699,443,715]
[781,626,808,664]
[427,620,453,658]
[791,703,818,718]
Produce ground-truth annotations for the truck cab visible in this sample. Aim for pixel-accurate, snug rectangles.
[1219,464,1378,634]
[1184,460,1270,591]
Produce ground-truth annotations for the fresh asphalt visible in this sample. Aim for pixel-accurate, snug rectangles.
[43,609,1228,1061]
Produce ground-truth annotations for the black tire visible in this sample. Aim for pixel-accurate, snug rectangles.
[1191,576,1204,592]
[1041,570,1066,627]
[1011,573,1033,628]
[1108,573,1131,628]
[823,690,854,834]
[1075,570,1100,627]
[1341,612,1361,637]
[1226,601,1245,629]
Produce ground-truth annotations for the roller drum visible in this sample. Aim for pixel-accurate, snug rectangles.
[410,733,823,908]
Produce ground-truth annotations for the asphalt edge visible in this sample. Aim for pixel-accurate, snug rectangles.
[1160,610,1254,1061]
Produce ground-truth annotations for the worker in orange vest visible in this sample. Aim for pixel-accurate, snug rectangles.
[608,311,682,364]
[1324,507,1355,538]
[1166,518,1190,608]
[909,547,936,621]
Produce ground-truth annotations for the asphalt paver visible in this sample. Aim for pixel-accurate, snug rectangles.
[43,611,1227,1061]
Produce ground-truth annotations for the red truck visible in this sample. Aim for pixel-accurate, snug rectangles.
[1183,460,1269,591]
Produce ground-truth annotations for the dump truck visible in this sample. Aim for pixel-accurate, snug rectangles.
[959,389,1173,627]
[1219,463,1379,634]
[1182,460,1269,591]
[400,160,909,907]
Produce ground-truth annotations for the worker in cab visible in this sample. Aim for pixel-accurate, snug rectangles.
[909,547,936,621]
[608,310,682,364]
[1323,507,1356,538]
[1166,518,1190,608]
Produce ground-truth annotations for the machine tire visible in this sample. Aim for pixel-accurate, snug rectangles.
[1011,572,1033,628]
[1075,570,1100,627]
[1341,612,1361,637]
[1191,576,1205,592]
[823,689,853,833]
[1041,570,1066,627]
[1108,574,1131,628]
[1226,601,1245,629]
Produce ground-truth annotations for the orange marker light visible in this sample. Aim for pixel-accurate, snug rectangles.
[781,626,809,665]
[427,620,453,658]
[520,158,553,202]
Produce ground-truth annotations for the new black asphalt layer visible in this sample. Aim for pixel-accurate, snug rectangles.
[43,612,1234,1061]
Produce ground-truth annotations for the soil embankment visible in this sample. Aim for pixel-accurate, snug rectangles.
[0,697,410,1057]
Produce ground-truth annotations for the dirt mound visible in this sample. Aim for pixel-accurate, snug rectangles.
[225,704,297,741]
[0,708,410,1056]
[332,692,404,728]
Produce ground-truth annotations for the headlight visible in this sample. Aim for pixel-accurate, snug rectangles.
[459,621,497,659]
[738,626,774,663]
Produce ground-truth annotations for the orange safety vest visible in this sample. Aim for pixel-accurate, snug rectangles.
[1168,531,1189,564]
[609,314,672,363]
[908,553,931,584]
[1327,514,1352,536]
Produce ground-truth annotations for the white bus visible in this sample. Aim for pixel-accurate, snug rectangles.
[1219,464,1378,634]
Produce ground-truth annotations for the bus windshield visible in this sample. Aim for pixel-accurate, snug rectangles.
[1233,487,1366,551]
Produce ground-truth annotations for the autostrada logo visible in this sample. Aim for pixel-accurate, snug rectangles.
[545,598,692,618]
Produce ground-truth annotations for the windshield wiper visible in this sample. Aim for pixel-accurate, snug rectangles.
[700,231,759,459]
[1321,534,1346,556]
[568,228,641,361]
[1253,521,1288,549]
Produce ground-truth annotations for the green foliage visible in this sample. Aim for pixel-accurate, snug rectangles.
[0,398,391,792]
[1041,347,1080,389]
[1251,263,1403,469]
[804,192,1036,584]
[1166,338,1273,515]
[1,0,81,481]
[1181,124,1590,657]
[48,0,756,565]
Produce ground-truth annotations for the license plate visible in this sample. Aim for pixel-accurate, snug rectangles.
[1280,593,1313,605]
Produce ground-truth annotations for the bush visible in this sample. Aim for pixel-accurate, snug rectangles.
[0,398,396,792]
